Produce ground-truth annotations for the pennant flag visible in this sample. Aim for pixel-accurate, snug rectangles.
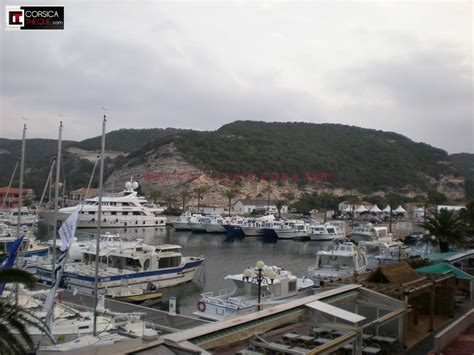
[43,206,81,326]
[0,235,24,296]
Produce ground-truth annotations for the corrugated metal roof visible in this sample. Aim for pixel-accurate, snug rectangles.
[416,262,474,280]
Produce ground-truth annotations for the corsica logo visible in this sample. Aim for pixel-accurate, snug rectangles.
[5,5,64,30]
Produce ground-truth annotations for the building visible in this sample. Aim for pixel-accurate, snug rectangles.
[99,284,407,354]
[192,206,225,215]
[0,187,34,208]
[233,199,288,215]
[69,188,99,202]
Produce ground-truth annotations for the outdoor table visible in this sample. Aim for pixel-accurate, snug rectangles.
[298,335,315,343]
[311,327,333,335]
[362,333,373,340]
[283,333,300,341]
[371,335,397,345]
[313,337,331,345]
[363,346,382,354]
[290,346,310,353]
[343,344,353,350]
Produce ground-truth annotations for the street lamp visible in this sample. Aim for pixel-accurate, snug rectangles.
[243,261,277,311]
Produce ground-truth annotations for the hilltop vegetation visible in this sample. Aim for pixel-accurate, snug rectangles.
[133,121,460,194]
[451,153,474,199]
[72,128,192,153]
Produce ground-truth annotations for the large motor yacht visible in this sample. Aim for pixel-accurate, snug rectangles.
[39,181,166,229]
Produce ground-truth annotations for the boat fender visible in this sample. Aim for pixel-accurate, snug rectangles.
[197,300,206,312]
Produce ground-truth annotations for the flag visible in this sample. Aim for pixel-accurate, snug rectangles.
[58,205,81,251]
[0,235,24,296]
[43,205,81,326]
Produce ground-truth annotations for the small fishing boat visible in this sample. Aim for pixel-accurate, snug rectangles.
[307,241,368,286]
[271,220,310,239]
[194,263,314,321]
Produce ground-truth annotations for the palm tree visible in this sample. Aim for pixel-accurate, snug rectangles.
[420,209,467,252]
[0,268,51,354]
[193,186,208,212]
[263,183,273,213]
[224,189,237,217]
[150,189,161,204]
[163,194,177,210]
[275,200,286,219]
[179,190,191,211]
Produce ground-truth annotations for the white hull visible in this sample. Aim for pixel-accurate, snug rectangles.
[309,233,341,241]
[189,222,207,232]
[172,221,192,230]
[350,233,377,242]
[40,211,166,228]
[205,223,226,233]
[241,227,267,236]
[275,230,308,239]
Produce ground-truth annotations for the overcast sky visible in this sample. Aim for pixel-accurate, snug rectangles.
[1,1,472,153]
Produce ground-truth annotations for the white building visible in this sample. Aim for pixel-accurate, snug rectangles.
[233,199,288,215]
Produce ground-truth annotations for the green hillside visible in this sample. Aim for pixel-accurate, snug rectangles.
[73,128,192,153]
[132,121,460,193]
[451,153,474,198]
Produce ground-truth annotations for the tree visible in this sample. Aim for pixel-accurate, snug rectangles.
[275,200,286,219]
[193,186,208,212]
[420,209,467,252]
[150,189,161,204]
[0,269,51,354]
[224,189,237,217]
[163,194,177,209]
[179,190,191,211]
[263,183,272,213]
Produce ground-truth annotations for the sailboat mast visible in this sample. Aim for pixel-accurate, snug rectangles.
[15,123,26,304]
[93,115,106,336]
[52,122,63,272]
[1,158,18,209]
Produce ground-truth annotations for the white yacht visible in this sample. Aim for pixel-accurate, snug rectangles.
[35,243,205,296]
[193,264,314,321]
[222,216,245,234]
[240,215,276,236]
[351,223,389,242]
[188,215,210,232]
[272,220,310,239]
[309,223,345,241]
[39,181,167,229]
[359,237,412,269]
[307,242,368,285]
[6,207,36,226]
[172,212,202,230]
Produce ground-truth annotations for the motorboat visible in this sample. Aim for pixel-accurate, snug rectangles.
[6,207,36,226]
[240,215,276,236]
[222,216,245,235]
[359,237,412,269]
[39,181,167,229]
[172,212,202,230]
[307,242,368,285]
[204,215,227,233]
[271,220,310,239]
[34,243,205,297]
[188,216,210,232]
[193,263,314,321]
[309,223,345,241]
[350,223,389,242]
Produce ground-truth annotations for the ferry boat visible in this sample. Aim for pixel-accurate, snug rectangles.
[172,212,202,230]
[240,215,276,236]
[271,220,310,239]
[307,242,368,285]
[193,264,314,321]
[350,223,389,242]
[359,238,412,269]
[309,223,345,241]
[39,181,166,229]
[222,216,245,235]
[35,243,205,296]
[204,215,227,233]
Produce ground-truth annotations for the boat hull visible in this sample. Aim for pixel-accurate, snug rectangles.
[275,230,308,239]
[241,227,267,236]
[39,211,167,229]
[223,225,244,235]
[204,223,226,233]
